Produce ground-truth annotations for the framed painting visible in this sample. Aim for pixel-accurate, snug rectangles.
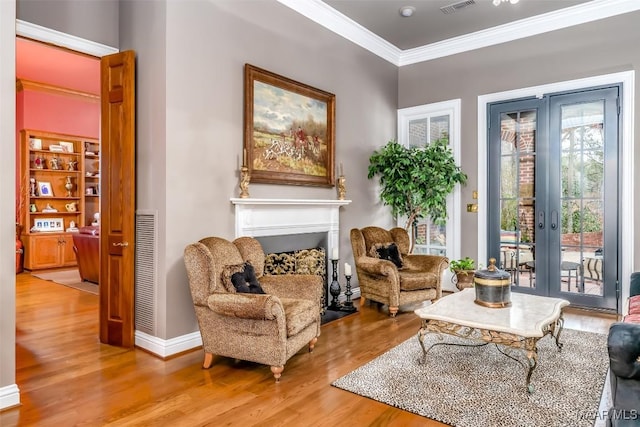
[244,64,335,187]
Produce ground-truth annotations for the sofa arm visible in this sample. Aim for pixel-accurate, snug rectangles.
[608,322,640,379]
[207,293,284,321]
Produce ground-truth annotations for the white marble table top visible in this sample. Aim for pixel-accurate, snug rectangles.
[414,288,569,338]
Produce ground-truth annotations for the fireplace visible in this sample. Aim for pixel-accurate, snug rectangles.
[230,198,351,302]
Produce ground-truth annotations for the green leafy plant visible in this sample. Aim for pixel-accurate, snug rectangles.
[449,257,475,273]
[368,139,467,245]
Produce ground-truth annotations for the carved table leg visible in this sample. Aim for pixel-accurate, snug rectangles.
[525,338,539,394]
[417,324,428,364]
[552,314,565,351]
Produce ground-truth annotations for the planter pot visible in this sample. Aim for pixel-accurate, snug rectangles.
[453,269,475,290]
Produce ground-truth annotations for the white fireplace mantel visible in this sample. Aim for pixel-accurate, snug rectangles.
[230,198,351,242]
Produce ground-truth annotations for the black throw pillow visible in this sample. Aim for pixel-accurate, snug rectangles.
[243,263,265,294]
[229,262,266,294]
[230,271,251,293]
[376,243,403,268]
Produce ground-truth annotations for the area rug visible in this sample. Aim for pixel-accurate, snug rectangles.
[31,269,98,295]
[332,328,608,427]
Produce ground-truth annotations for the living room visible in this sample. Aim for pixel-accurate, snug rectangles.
[1,0,639,425]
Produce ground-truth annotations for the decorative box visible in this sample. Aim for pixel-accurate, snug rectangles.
[474,258,511,308]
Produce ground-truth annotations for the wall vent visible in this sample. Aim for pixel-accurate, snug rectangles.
[440,0,476,14]
[135,210,157,335]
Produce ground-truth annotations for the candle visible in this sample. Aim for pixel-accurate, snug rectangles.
[344,262,352,276]
[340,162,344,176]
[243,148,247,167]
[332,248,339,260]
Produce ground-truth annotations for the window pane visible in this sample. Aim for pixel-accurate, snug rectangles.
[408,118,428,148]
[431,115,449,142]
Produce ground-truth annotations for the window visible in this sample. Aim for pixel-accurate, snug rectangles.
[397,99,462,258]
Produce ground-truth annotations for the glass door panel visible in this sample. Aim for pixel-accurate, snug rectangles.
[557,100,606,297]
[495,109,538,291]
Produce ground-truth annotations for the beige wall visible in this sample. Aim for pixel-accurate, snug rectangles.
[120,0,398,339]
[17,0,119,47]
[399,11,640,271]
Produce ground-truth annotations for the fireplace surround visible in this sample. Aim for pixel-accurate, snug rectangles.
[230,198,352,301]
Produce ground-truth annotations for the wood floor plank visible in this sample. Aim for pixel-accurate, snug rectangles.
[0,272,615,426]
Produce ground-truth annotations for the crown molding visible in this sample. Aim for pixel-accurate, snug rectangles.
[279,0,640,67]
[16,78,99,101]
[276,0,402,66]
[16,19,118,57]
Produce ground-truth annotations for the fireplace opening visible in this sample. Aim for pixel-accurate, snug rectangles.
[256,232,327,255]
[256,232,329,306]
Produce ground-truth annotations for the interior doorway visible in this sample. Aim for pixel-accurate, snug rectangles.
[15,37,101,320]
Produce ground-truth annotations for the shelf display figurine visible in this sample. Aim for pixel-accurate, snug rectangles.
[29,178,37,197]
[67,160,78,171]
[65,176,74,197]
[50,156,62,170]
[42,203,57,213]
[34,156,45,169]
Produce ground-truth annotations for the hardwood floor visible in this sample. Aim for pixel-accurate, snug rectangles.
[2,273,616,426]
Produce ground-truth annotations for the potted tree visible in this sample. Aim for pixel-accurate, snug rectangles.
[368,139,467,251]
[449,257,475,290]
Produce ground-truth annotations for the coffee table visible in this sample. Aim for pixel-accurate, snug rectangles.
[414,289,569,393]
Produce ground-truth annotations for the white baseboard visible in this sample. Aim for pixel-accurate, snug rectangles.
[135,330,202,358]
[0,384,20,410]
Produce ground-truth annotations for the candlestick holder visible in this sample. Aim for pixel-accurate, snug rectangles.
[337,175,346,200]
[340,274,357,313]
[239,166,250,198]
[328,259,342,311]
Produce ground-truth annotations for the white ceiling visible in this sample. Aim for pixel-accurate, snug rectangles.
[324,0,589,50]
[279,0,640,66]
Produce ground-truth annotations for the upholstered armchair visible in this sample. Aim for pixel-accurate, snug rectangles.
[350,226,449,317]
[183,236,323,382]
[72,226,100,284]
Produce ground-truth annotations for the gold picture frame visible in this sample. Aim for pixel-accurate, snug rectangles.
[244,64,335,187]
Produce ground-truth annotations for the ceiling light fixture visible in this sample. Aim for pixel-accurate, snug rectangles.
[493,0,519,6]
[399,6,415,17]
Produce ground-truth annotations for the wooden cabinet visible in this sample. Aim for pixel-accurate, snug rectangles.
[22,233,77,270]
[19,129,100,270]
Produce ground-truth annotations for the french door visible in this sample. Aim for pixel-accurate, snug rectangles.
[487,86,620,310]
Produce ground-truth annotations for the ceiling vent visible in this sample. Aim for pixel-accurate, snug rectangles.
[440,0,476,14]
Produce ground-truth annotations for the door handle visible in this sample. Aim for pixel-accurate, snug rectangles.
[113,242,129,247]
[538,211,545,229]
[551,210,558,230]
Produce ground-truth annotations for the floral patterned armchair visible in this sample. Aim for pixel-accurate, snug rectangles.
[183,236,323,382]
[350,226,449,317]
